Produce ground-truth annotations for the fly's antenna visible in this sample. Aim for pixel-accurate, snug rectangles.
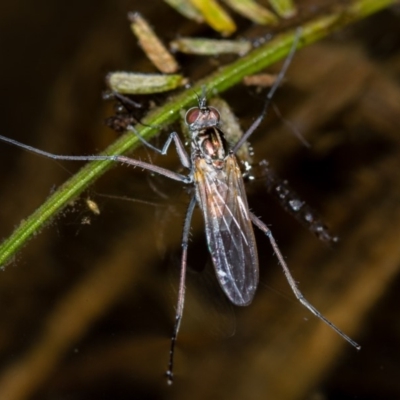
[199,85,208,109]
[192,89,202,108]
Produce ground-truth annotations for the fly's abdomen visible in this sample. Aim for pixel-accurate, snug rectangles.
[194,156,259,306]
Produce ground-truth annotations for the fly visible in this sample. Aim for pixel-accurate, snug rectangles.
[187,103,258,306]
[0,32,360,385]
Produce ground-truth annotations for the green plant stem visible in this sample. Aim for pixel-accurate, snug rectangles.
[0,0,397,267]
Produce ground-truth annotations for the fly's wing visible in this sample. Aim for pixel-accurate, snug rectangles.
[194,155,259,306]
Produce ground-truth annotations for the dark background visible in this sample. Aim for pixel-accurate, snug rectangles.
[0,1,400,399]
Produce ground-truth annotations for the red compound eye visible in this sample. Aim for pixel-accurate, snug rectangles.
[185,106,221,125]
[208,107,220,122]
[185,107,201,124]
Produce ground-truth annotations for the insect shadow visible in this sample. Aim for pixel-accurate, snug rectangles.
[0,33,360,385]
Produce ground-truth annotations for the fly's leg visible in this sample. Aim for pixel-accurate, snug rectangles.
[104,90,191,168]
[228,29,335,243]
[0,130,198,381]
[0,134,192,183]
[128,126,191,169]
[248,160,338,244]
[249,212,360,350]
[0,123,196,385]
[232,28,301,155]
[165,195,196,385]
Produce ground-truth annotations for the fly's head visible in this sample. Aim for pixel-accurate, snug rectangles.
[185,101,227,167]
[185,103,220,132]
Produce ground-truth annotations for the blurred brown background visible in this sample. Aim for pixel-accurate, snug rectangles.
[1,1,400,399]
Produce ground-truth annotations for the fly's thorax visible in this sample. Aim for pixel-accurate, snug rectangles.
[191,126,228,169]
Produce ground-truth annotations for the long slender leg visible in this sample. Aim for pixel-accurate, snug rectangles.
[249,212,361,350]
[127,126,191,169]
[0,134,192,184]
[232,28,301,155]
[165,195,196,384]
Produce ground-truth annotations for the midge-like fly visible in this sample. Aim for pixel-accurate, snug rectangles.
[0,36,360,384]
